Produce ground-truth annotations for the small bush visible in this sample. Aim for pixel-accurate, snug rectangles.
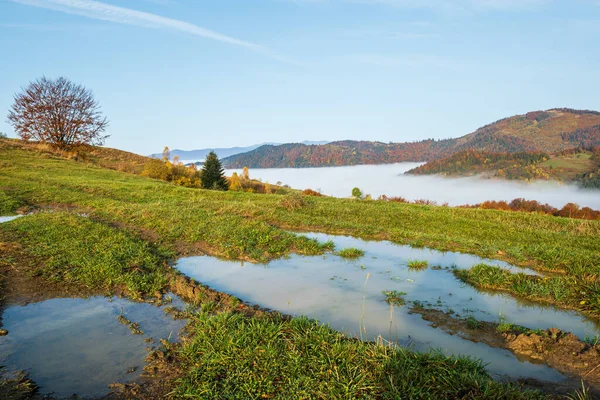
[302,188,322,197]
[280,193,307,210]
[141,159,170,181]
[337,247,365,259]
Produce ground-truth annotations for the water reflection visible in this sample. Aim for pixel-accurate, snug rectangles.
[0,295,186,398]
[175,233,599,382]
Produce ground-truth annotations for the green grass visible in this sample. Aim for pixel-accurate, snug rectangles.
[0,212,169,297]
[1,144,598,276]
[407,259,429,271]
[540,153,592,169]
[583,334,600,346]
[174,311,545,399]
[466,315,482,329]
[337,247,365,259]
[1,142,599,398]
[454,264,600,318]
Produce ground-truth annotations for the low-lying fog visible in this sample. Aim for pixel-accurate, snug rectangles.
[225,163,600,209]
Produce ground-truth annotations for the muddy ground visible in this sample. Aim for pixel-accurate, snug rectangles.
[0,229,278,400]
[410,306,600,397]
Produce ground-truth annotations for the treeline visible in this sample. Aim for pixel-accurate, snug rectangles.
[222,133,546,169]
[407,150,549,178]
[462,198,600,221]
[550,108,600,116]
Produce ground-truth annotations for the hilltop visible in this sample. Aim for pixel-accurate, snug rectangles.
[222,109,600,168]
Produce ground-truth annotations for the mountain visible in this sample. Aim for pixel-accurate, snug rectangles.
[222,109,600,168]
[150,141,329,163]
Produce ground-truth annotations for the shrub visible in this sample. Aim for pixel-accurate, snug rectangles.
[302,189,322,196]
[141,159,170,181]
[280,193,307,210]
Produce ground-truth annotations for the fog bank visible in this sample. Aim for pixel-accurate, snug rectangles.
[225,163,600,209]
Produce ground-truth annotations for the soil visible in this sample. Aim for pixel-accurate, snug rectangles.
[409,307,600,397]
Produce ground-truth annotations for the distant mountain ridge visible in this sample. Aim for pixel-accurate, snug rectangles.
[221,109,600,168]
[150,141,329,162]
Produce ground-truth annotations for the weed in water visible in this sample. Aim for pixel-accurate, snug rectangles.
[565,381,592,400]
[583,334,600,346]
[337,247,365,259]
[407,259,428,271]
[466,315,482,330]
[382,290,407,306]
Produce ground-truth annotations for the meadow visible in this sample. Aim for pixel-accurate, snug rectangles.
[1,139,599,399]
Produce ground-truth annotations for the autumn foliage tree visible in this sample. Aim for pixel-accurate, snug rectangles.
[7,76,109,149]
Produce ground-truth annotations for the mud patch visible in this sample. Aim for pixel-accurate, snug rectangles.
[410,307,600,394]
[0,369,37,400]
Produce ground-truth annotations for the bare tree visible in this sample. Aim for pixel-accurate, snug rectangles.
[7,77,109,149]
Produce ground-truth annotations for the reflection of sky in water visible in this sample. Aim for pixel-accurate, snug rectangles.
[225,163,600,209]
[0,296,186,398]
[0,215,22,223]
[176,233,599,382]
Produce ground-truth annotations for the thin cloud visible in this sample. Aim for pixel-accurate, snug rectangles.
[10,0,282,60]
[292,0,549,12]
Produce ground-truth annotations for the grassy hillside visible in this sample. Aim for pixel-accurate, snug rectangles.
[223,109,600,168]
[408,147,600,185]
[2,140,600,398]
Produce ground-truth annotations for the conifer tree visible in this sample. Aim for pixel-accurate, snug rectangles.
[201,151,229,190]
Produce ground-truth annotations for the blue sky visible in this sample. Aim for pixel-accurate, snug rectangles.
[0,0,599,155]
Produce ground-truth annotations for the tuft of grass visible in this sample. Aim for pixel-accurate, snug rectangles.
[382,290,407,306]
[279,193,307,210]
[337,247,365,259]
[565,381,593,400]
[407,259,428,271]
[466,315,482,329]
[583,334,600,346]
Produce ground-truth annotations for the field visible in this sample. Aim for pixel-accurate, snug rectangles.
[539,153,595,180]
[1,139,600,399]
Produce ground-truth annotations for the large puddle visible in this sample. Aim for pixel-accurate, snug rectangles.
[175,233,599,383]
[0,295,187,398]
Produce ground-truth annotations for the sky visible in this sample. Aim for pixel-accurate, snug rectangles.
[0,0,599,155]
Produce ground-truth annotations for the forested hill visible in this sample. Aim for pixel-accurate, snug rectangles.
[222,109,600,168]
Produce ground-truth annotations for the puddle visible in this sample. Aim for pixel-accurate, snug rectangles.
[0,215,22,223]
[0,295,187,398]
[175,233,599,382]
